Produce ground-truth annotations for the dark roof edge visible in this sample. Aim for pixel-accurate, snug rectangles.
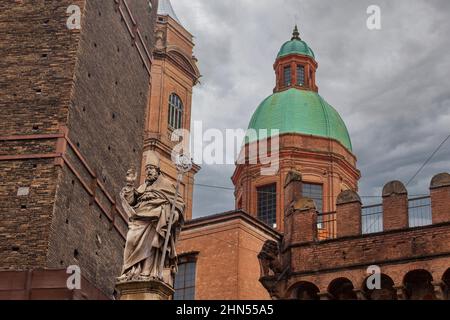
[184,210,282,240]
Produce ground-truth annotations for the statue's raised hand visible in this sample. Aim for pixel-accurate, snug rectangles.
[125,167,137,187]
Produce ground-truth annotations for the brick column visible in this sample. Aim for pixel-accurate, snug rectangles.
[382,181,408,231]
[394,285,406,300]
[292,200,317,243]
[336,190,362,238]
[284,170,302,213]
[318,292,333,300]
[430,173,450,224]
[432,281,445,300]
[353,289,367,300]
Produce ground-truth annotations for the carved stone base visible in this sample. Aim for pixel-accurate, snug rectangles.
[115,279,174,300]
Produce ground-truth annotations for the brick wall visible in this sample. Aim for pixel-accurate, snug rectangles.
[1,0,158,297]
[177,211,280,300]
[47,0,158,296]
[272,172,450,299]
[0,0,86,270]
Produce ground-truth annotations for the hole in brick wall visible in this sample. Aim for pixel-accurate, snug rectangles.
[94,42,97,48]
[96,234,102,246]
[117,47,120,53]
[42,54,47,58]
[71,180,75,185]
[88,73,91,78]
[32,125,39,131]
[43,19,50,25]
[35,89,42,95]
[98,11,101,17]
[82,106,86,112]
[60,260,64,265]
[33,164,37,169]
[66,218,69,224]
[108,146,111,151]
[133,148,136,153]
[76,142,80,148]
[103,176,107,183]
[12,246,20,252]
[74,249,79,260]
[115,81,118,86]
[20,204,27,209]
[13,93,17,97]
[112,113,116,119]
[95,251,99,256]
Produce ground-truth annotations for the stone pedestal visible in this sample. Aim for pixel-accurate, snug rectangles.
[116,279,174,300]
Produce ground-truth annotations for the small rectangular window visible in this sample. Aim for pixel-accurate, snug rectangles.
[302,183,323,213]
[174,262,196,300]
[297,65,305,86]
[257,184,277,227]
[283,66,291,87]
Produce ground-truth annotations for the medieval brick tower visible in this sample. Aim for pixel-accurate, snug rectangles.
[143,0,201,221]
[232,26,361,232]
[0,0,158,298]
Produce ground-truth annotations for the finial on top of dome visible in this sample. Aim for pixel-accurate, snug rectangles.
[291,25,301,40]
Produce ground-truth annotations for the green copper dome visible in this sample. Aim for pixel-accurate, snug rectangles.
[247,88,353,151]
[277,26,315,59]
[277,39,315,59]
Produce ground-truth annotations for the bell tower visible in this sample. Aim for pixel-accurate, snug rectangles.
[143,0,201,220]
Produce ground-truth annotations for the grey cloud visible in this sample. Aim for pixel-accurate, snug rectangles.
[171,0,450,218]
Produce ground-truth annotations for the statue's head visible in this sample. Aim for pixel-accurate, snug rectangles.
[144,151,161,184]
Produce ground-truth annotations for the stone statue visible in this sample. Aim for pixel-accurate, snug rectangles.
[117,151,185,286]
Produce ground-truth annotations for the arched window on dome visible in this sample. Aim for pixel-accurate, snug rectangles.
[297,65,305,86]
[168,93,183,130]
[283,65,291,87]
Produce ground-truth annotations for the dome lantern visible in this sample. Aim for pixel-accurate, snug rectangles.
[274,26,318,93]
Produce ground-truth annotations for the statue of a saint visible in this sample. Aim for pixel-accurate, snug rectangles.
[117,151,185,285]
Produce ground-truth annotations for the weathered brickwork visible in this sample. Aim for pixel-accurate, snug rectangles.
[1,0,158,297]
[233,134,361,232]
[0,0,85,136]
[0,159,58,270]
[260,173,450,300]
[0,0,85,270]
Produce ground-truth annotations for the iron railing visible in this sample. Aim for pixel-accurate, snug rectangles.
[315,196,432,240]
[317,212,336,240]
[362,204,383,234]
[408,196,432,228]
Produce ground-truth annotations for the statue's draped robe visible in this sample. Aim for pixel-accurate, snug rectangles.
[121,175,185,278]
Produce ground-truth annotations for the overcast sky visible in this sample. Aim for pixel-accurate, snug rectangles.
[170,0,450,218]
